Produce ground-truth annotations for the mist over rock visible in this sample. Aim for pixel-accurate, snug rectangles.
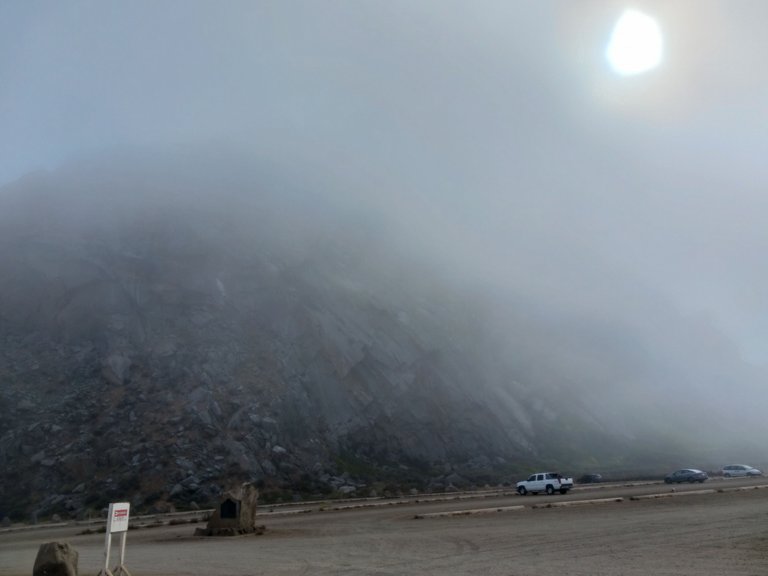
[0,155,764,519]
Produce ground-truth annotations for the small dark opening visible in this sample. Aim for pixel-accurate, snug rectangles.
[220,499,237,519]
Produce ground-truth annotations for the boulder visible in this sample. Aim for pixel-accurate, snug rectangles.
[33,541,78,576]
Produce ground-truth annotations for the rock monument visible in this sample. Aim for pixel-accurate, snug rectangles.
[195,482,264,536]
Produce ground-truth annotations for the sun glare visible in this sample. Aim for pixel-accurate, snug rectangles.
[606,9,663,76]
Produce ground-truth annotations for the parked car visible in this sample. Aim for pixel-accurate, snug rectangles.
[722,464,762,477]
[578,473,603,484]
[664,469,708,484]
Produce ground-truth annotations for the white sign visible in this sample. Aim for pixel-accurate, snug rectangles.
[100,502,132,576]
[107,502,130,533]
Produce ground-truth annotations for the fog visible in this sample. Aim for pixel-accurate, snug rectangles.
[3,1,768,457]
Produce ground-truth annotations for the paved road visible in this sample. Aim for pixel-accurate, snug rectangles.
[2,476,767,576]
[256,475,765,517]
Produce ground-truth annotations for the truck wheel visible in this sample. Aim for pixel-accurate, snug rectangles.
[559,489,568,494]
[546,485,555,495]
[517,486,527,496]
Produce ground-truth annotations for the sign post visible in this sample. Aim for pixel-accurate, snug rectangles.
[98,502,132,576]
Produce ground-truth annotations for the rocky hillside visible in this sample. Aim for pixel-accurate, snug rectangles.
[0,157,758,520]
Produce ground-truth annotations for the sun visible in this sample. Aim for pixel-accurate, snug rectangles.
[606,9,663,76]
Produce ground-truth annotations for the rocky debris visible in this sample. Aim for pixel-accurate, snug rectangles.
[33,541,78,576]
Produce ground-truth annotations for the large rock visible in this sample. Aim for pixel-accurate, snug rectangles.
[33,542,78,576]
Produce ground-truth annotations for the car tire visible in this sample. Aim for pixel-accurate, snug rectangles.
[546,485,555,495]
[559,489,568,495]
[724,473,731,478]
[517,486,527,496]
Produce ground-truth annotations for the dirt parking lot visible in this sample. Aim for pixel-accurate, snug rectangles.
[2,479,768,575]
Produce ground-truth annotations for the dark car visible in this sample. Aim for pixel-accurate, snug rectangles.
[664,469,708,484]
[578,473,603,484]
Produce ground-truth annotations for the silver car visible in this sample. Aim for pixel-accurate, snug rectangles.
[722,464,762,477]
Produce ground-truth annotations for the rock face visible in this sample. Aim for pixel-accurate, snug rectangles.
[195,482,263,536]
[1,158,754,520]
[33,542,78,576]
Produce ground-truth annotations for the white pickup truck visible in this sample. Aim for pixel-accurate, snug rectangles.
[516,472,574,495]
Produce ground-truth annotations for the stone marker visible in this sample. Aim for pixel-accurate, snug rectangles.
[33,541,78,576]
[195,482,265,536]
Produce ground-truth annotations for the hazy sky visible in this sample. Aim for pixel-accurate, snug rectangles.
[3,1,768,363]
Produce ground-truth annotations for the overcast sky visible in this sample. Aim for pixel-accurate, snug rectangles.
[3,0,768,364]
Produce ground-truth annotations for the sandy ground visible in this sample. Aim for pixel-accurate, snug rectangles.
[2,478,768,575]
